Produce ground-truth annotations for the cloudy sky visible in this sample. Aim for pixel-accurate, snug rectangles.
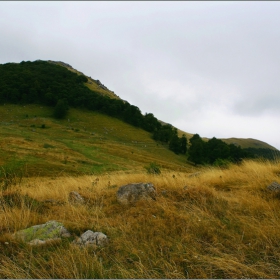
[1,1,280,149]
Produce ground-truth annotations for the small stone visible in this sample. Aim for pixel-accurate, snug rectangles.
[69,191,85,204]
[267,182,280,192]
[116,183,156,205]
[73,230,108,247]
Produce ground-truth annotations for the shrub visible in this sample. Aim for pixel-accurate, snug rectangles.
[145,162,161,175]
[213,158,231,169]
[43,143,55,149]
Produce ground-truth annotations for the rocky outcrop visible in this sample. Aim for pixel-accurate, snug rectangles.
[72,230,108,247]
[13,220,71,246]
[116,182,156,205]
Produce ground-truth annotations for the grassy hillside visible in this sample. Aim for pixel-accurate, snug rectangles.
[1,159,280,278]
[177,129,277,151]
[221,137,278,150]
[0,104,193,177]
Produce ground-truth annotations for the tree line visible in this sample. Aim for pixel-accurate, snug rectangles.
[188,134,253,165]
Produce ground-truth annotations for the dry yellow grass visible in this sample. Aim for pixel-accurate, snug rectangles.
[1,159,280,278]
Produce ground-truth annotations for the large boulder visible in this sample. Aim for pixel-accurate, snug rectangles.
[13,220,71,245]
[73,230,108,247]
[116,182,156,205]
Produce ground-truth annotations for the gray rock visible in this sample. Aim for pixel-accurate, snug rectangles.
[116,182,156,205]
[73,230,108,247]
[267,181,280,192]
[13,220,71,245]
[69,191,85,204]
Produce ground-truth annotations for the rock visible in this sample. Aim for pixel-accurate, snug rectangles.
[116,182,156,205]
[267,181,280,192]
[73,230,108,247]
[13,220,71,245]
[69,191,85,204]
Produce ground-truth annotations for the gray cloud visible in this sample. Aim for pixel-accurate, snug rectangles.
[0,1,280,149]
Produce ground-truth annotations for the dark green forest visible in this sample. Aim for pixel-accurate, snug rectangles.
[0,60,277,164]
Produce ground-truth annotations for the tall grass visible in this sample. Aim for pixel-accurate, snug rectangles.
[1,159,280,278]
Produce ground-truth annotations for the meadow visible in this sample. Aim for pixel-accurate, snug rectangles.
[0,104,190,176]
[1,159,280,278]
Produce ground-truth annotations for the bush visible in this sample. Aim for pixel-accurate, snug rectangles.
[43,143,55,149]
[145,162,161,175]
[213,158,231,169]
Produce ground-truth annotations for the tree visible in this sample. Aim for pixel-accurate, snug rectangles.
[188,134,205,164]
[54,99,68,119]
[205,137,230,164]
[180,134,187,154]
[143,113,161,132]
[169,134,181,154]
[76,75,88,83]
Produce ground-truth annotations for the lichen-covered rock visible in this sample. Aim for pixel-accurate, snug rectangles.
[73,230,108,247]
[13,220,71,245]
[116,182,156,205]
[267,181,280,192]
[68,191,85,204]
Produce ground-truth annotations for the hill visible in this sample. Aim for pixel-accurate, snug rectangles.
[221,137,278,150]
[0,59,278,168]
[0,104,193,176]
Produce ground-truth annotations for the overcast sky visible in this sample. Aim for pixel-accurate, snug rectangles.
[1,1,280,149]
